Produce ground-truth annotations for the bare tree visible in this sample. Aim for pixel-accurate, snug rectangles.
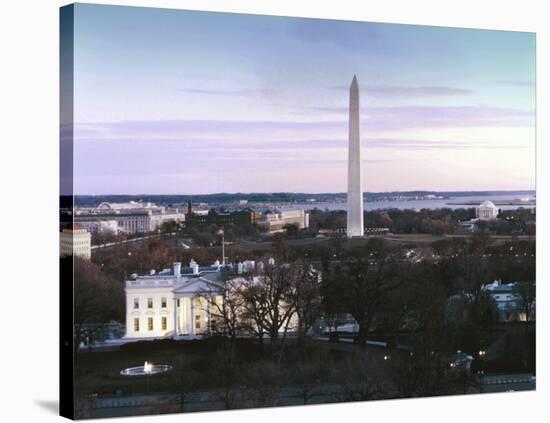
[197,279,243,338]
[242,362,284,407]
[288,260,322,345]
[239,263,297,344]
[171,354,199,412]
[330,247,403,345]
[453,236,495,325]
[73,257,124,353]
[339,355,381,402]
[197,278,245,363]
[293,361,322,404]
[209,350,242,410]
[514,281,536,321]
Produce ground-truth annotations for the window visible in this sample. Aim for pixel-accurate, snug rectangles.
[148,317,154,331]
[133,298,139,309]
[177,299,180,307]
[161,297,167,308]
[195,315,201,330]
[147,298,153,309]
[133,318,140,332]
[161,317,167,330]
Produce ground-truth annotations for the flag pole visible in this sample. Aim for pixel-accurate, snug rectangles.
[222,229,225,266]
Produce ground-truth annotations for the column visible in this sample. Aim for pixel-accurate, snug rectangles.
[173,298,178,337]
[190,297,196,336]
[207,298,212,334]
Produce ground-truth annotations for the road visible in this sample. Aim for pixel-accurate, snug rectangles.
[88,381,389,418]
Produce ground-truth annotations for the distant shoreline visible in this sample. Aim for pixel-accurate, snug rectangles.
[446,199,536,206]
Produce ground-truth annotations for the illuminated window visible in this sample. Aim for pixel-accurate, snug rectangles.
[161,317,167,330]
[133,298,139,309]
[147,298,153,308]
[195,315,201,330]
[161,297,167,308]
[148,317,153,331]
[133,318,139,332]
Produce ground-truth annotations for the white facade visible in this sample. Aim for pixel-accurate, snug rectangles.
[60,224,92,259]
[476,200,499,220]
[75,207,185,235]
[125,261,224,339]
[96,201,158,211]
[259,210,310,233]
[124,258,309,340]
[347,75,364,237]
[79,219,119,235]
[482,280,535,322]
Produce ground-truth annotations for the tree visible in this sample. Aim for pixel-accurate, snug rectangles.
[392,351,447,397]
[514,281,536,321]
[160,220,180,234]
[197,278,245,364]
[209,350,242,409]
[449,235,496,325]
[171,354,199,412]
[288,260,322,345]
[339,354,382,401]
[283,223,299,237]
[327,243,403,345]
[239,263,296,344]
[293,361,322,404]
[73,257,124,353]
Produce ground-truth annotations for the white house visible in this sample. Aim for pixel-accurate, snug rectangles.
[124,260,225,339]
[124,257,309,340]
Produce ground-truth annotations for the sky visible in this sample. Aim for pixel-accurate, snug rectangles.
[67,4,536,195]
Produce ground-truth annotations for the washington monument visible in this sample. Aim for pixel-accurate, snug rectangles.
[347,75,364,237]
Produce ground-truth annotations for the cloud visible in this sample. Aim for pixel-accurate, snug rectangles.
[310,105,535,129]
[330,84,473,98]
[178,88,275,97]
[75,119,346,141]
[75,103,534,146]
[495,80,535,87]
[291,19,386,52]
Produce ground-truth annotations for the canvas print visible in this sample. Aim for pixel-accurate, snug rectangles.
[59,3,536,420]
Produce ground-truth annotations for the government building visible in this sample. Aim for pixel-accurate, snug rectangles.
[124,259,266,339]
[73,201,186,235]
[60,223,92,259]
[476,200,499,220]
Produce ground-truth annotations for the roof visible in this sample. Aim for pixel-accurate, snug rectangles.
[479,200,496,209]
[64,223,85,231]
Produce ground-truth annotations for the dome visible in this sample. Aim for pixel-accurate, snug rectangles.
[479,200,496,209]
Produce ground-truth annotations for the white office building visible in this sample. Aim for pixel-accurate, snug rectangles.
[60,223,92,259]
[259,210,309,233]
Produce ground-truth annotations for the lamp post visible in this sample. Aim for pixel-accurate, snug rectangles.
[478,350,486,393]
[217,228,225,265]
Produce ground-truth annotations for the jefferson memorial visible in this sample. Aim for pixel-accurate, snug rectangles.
[476,200,499,220]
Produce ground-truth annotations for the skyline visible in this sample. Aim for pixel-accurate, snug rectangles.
[68,4,536,195]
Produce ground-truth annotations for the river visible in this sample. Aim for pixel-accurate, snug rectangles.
[281,193,536,212]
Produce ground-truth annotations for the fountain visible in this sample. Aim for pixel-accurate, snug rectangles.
[120,361,172,377]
